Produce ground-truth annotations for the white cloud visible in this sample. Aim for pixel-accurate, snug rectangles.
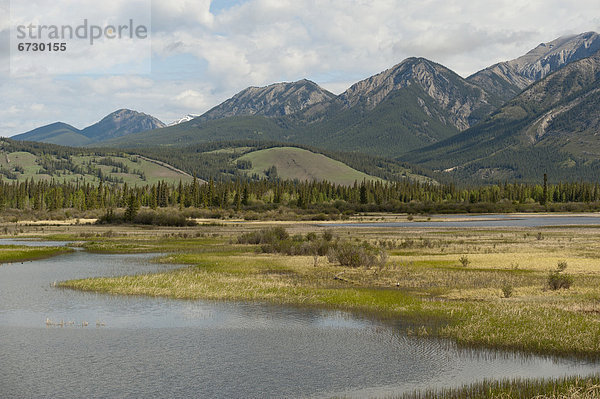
[30,103,46,112]
[82,76,154,95]
[2,0,600,136]
[174,89,210,110]
[9,0,152,76]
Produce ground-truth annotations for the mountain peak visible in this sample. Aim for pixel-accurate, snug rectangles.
[406,50,600,181]
[513,32,600,80]
[339,57,495,130]
[81,109,165,140]
[169,114,201,126]
[468,32,600,100]
[12,109,166,146]
[195,79,336,122]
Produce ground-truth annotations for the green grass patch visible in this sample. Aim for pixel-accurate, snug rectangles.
[398,374,600,399]
[236,147,382,185]
[59,248,599,357]
[0,245,73,263]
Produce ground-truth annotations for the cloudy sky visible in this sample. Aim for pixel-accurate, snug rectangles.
[1,0,600,136]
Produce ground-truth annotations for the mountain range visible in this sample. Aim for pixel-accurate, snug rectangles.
[404,50,600,181]
[12,109,165,146]
[98,57,500,156]
[467,32,600,100]
[10,32,600,182]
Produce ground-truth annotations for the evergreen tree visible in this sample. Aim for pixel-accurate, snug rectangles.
[359,182,368,204]
[124,193,139,222]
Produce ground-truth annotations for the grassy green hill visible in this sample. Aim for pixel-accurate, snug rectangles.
[134,141,433,183]
[235,147,382,185]
[0,140,193,185]
[0,138,431,185]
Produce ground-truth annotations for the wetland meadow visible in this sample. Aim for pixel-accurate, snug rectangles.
[1,214,600,398]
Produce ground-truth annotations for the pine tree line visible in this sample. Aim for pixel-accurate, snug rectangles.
[1,177,600,213]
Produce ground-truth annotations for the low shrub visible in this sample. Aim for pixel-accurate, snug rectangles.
[327,241,387,269]
[133,210,196,227]
[96,208,196,226]
[548,261,574,290]
[237,228,385,268]
[501,284,513,298]
[237,227,289,245]
[459,255,471,267]
[548,271,574,290]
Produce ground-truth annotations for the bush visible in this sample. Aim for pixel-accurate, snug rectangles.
[96,208,196,226]
[237,227,289,245]
[236,228,383,267]
[548,261,573,290]
[134,210,196,227]
[536,232,544,240]
[97,208,121,224]
[548,271,574,290]
[501,284,513,298]
[557,260,568,272]
[327,241,387,269]
[459,255,471,267]
[322,230,334,242]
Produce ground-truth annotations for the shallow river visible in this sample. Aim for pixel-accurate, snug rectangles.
[0,240,598,398]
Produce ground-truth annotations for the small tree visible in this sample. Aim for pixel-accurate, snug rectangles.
[124,193,139,222]
[459,255,471,267]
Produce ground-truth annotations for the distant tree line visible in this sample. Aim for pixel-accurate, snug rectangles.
[1,176,600,214]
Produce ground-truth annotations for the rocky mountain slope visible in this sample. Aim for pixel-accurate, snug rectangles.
[101,58,499,157]
[468,32,600,100]
[80,109,165,141]
[404,51,600,182]
[338,57,499,130]
[194,79,336,122]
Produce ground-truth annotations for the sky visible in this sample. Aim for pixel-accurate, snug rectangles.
[1,0,600,136]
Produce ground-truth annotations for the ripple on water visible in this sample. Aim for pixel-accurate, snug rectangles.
[0,245,598,398]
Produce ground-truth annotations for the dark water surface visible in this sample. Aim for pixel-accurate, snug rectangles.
[0,241,598,398]
[322,214,600,228]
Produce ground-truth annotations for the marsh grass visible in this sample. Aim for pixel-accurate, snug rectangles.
[0,245,72,263]
[59,224,600,358]
[396,375,600,399]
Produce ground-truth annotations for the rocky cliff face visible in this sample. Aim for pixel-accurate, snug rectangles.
[81,109,166,141]
[196,79,336,122]
[339,57,498,130]
[517,52,600,146]
[468,32,600,100]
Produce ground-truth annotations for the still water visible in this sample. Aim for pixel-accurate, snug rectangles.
[324,214,600,228]
[0,243,598,398]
